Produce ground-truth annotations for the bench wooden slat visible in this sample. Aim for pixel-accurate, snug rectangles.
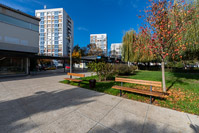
[112,85,167,98]
[115,77,162,87]
[64,78,82,82]
[67,73,85,77]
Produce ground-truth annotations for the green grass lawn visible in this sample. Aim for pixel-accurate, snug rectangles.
[60,70,199,115]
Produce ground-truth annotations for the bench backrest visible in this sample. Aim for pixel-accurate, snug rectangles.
[67,73,85,78]
[115,77,162,87]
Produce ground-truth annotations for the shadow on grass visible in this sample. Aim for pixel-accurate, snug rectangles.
[171,71,199,80]
[166,78,189,91]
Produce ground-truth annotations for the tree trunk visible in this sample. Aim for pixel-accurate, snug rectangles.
[161,61,166,92]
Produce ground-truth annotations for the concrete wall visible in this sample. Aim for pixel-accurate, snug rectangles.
[0,22,39,53]
[0,6,39,25]
[0,5,39,54]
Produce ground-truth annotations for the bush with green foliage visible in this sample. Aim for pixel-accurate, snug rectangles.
[114,64,137,75]
[88,62,115,81]
[88,62,138,81]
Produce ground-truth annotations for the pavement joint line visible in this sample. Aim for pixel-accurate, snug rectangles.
[1,82,12,95]
[87,122,118,133]
[13,97,43,133]
[114,100,150,118]
[141,103,150,133]
[33,102,86,133]
[87,98,123,133]
[5,86,97,132]
[142,105,194,132]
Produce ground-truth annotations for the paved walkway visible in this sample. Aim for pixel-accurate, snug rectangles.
[0,73,198,133]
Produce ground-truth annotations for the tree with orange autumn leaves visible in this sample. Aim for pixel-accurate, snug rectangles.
[122,0,197,92]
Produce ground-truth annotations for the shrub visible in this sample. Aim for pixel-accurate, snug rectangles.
[88,62,115,81]
[114,64,137,75]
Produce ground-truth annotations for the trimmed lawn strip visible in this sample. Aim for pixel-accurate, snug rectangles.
[60,71,199,115]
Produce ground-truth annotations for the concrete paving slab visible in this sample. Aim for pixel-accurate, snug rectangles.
[77,100,113,122]
[0,73,198,133]
[40,111,97,133]
[147,104,192,131]
[0,83,11,98]
[143,118,185,133]
[116,98,149,117]
[3,117,39,133]
[0,94,20,111]
[0,105,39,133]
[88,124,116,133]
[100,108,145,133]
[94,94,123,106]
[0,106,27,125]
[29,101,77,129]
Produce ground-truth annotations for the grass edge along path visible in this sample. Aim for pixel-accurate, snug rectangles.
[60,70,199,115]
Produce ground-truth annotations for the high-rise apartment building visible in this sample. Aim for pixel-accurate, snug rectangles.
[111,43,122,58]
[90,34,107,56]
[35,8,74,57]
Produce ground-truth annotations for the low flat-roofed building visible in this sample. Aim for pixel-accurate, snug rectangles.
[0,4,40,76]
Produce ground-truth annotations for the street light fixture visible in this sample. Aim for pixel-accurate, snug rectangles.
[67,35,72,75]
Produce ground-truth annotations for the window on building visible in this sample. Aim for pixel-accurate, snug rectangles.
[54,16,59,20]
[54,11,59,15]
[40,29,44,32]
[40,12,44,16]
[40,21,44,24]
[55,41,58,44]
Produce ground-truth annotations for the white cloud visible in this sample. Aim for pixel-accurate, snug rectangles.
[77,27,89,32]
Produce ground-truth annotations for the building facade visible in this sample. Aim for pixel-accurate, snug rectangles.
[0,4,40,76]
[90,34,107,56]
[35,8,74,57]
[111,43,122,58]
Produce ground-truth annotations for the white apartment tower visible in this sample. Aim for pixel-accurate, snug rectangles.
[35,8,74,57]
[90,34,107,56]
[111,43,122,58]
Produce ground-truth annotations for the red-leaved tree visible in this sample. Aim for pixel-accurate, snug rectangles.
[141,0,193,92]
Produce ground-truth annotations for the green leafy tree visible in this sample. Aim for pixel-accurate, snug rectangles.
[122,30,137,64]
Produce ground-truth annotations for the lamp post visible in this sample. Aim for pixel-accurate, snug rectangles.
[67,35,72,75]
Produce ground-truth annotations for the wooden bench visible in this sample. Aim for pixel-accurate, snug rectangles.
[64,73,85,86]
[112,77,169,104]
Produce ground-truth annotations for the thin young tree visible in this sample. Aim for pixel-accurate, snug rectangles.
[141,0,193,92]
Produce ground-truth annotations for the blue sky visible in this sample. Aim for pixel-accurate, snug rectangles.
[1,0,148,51]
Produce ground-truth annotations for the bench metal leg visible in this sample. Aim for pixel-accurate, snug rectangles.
[120,82,123,97]
[150,86,152,104]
